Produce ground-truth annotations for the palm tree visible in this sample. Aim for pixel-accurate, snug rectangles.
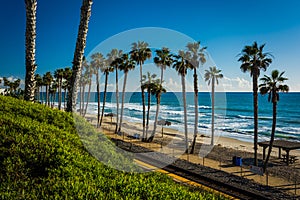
[67,0,93,112]
[34,74,43,102]
[154,47,173,85]
[142,72,157,139]
[148,82,166,142]
[118,53,136,133]
[186,41,207,154]
[131,41,152,141]
[108,49,123,132]
[90,52,106,127]
[172,50,193,153]
[54,68,64,110]
[259,70,289,172]
[99,61,114,126]
[43,72,53,106]
[204,66,223,146]
[3,78,21,96]
[24,0,37,102]
[238,41,272,166]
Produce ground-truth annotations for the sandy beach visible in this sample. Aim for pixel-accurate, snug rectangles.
[84,114,300,196]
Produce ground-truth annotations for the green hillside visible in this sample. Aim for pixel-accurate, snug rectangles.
[0,96,226,199]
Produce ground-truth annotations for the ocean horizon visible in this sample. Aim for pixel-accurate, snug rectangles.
[41,92,300,143]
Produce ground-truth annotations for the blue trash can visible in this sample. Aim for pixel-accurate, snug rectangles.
[235,157,242,166]
[232,156,237,165]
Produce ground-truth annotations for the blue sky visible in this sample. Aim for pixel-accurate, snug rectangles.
[1,0,300,91]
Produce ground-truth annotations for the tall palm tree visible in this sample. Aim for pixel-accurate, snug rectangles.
[142,72,157,139]
[131,41,152,141]
[117,53,136,133]
[154,47,173,84]
[172,50,193,153]
[186,41,207,154]
[43,72,53,106]
[90,53,106,127]
[54,68,64,110]
[67,0,93,112]
[238,41,272,166]
[108,49,123,132]
[259,70,289,172]
[204,66,223,146]
[24,0,37,102]
[148,81,166,142]
[99,61,114,126]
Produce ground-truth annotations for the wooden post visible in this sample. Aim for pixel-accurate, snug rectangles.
[286,150,290,166]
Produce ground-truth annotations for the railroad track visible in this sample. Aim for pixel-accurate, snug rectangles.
[135,153,273,200]
[112,138,292,200]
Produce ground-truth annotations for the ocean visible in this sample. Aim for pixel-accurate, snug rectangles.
[46,92,300,143]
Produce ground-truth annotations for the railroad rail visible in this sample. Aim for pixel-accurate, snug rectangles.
[112,138,293,200]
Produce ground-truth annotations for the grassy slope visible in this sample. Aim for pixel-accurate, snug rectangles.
[0,96,226,199]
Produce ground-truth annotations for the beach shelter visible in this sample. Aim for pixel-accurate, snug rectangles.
[104,113,115,124]
[157,119,171,137]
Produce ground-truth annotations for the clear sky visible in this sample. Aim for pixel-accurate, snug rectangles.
[1,0,300,91]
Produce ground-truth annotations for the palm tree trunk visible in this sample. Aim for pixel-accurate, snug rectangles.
[79,82,83,114]
[253,68,258,166]
[66,0,93,112]
[190,67,199,154]
[64,89,67,109]
[118,72,128,132]
[46,85,50,107]
[182,75,189,153]
[160,67,164,84]
[148,95,160,142]
[211,77,215,146]
[53,91,56,108]
[24,0,37,102]
[96,71,101,127]
[114,69,119,133]
[58,79,62,110]
[100,72,108,126]
[41,86,44,104]
[146,88,151,139]
[81,85,86,116]
[140,64,146,141]
[263,99,277,172]
[83,79,92,117]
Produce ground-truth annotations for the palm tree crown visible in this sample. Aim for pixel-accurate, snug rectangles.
[259,70,289,102]
[154,48,173,71]
[204,66,224,85]
[130,41,152,65]
[172,50,193,76]
[238,42,272,76]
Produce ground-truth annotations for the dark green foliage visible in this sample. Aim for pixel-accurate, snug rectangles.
[0,96,227,199]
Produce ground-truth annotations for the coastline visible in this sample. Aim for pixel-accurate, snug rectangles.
[85,113,300,158]
[84,114,300,196]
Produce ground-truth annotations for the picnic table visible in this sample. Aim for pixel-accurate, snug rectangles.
[281,154,298,164]
[258,140,300,165]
